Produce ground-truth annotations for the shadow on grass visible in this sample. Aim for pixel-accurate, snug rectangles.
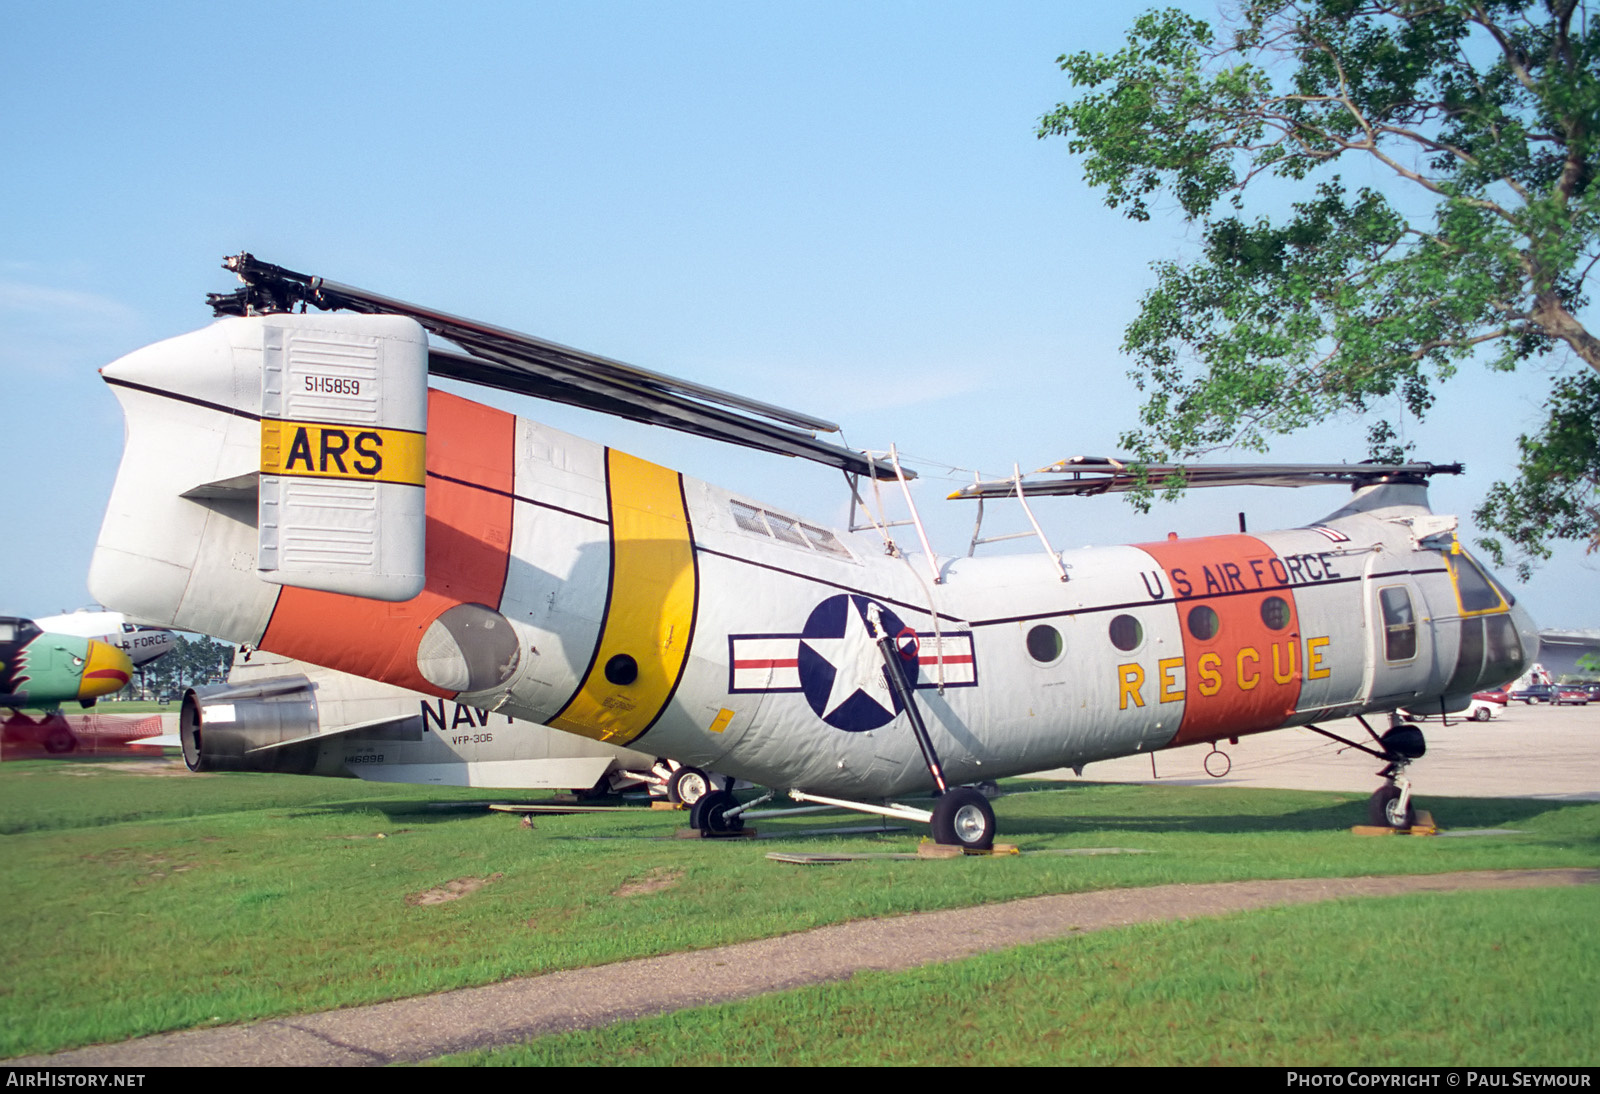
[994,781,1598,839]
[275,781,1600,845]
[286,796,675,825]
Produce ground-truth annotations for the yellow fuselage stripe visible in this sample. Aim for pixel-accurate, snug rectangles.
[548,449,698,744]
[261,419,426,486]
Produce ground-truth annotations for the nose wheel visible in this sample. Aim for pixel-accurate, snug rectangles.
[1368,779,1416,829]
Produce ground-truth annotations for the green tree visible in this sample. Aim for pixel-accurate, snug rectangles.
[142,635,234,697]
[1040,1,1600,576]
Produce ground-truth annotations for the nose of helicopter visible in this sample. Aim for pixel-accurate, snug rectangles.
[78,639,134,703]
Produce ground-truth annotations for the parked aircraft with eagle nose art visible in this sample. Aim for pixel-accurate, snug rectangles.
[87,255,1539,848]
[1,616,134,711]
[32,609,176,670]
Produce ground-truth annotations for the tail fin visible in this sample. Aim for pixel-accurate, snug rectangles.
[91,314,430,635]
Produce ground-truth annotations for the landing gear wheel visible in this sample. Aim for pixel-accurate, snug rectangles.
[667,766,711,806]
[691,789,744,835]
[1368,783,1415,829]
[43,725,77,754]
[930,787,996,850]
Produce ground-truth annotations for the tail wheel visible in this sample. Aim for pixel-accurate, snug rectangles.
[931,787,996,850]
[667,766,711,806]
[1368,784,1415,830]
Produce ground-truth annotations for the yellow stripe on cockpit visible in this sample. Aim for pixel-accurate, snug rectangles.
[547,449,699,745]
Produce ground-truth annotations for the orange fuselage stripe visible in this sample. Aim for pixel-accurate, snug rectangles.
[259,390,516,697]
[1136,534,1304,745]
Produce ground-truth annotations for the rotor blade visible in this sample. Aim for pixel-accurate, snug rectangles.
[948,460,1463,500]
[211,253,904,480]
[428,348,895,479]
[214,252,838,433]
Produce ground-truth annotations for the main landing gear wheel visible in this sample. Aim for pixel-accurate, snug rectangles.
[690,789,745,835]
[667,766,711,806]
[43,724,77,754]
[931,787,996,851]
[1368,783,1416,830]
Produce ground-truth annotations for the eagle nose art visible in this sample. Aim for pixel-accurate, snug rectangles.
[78,639,134,701]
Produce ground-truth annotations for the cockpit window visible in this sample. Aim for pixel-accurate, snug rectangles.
[1483,613,1525,680]
[1448,552,1508,614]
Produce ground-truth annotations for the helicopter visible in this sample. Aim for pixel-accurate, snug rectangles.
[86,254,1537,848]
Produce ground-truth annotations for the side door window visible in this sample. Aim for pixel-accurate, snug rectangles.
[1379,586,1416,662]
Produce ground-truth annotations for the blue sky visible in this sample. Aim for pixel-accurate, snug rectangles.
[3,1,1596,631]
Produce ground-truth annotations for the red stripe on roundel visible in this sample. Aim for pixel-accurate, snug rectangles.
[260,390,516,697]
[1136,534,1304,745]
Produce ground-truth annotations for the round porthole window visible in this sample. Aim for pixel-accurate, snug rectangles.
[1026,624,1063,663]
[1260,595,1291,631]
[604,654,639,685]
[1108,614,1143,652]
[1187,604,1219,641]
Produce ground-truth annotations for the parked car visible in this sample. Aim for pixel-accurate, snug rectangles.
[1473,688,1509,706]
[1511,684,1556,704]
[1402,697,1498,722]
[1552,686,1591,706]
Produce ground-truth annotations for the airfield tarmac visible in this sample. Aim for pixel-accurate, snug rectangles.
[1039,704,1600,801]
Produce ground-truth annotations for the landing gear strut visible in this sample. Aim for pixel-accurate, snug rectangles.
[867,604,1000,850]
[1304,715,1427,830]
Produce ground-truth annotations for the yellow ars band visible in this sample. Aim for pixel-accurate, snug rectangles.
[549,450,699,745]
[260,419,426,487]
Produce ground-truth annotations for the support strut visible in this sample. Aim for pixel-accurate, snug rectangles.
[870,606,947,795]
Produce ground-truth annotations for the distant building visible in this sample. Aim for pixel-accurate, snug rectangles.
[1537,629,1600,679]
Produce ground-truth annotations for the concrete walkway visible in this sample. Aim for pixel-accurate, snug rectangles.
[17,867,1596,1067]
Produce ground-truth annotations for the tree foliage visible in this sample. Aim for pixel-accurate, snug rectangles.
[1040,0,1600,571]
[139,635,233,697]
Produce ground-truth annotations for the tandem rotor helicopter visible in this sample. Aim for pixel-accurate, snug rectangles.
[88,254,1538,849]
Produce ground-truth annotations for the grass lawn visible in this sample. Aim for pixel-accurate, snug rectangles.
[436,885,1600,1066]
[2,758,1596,1059]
